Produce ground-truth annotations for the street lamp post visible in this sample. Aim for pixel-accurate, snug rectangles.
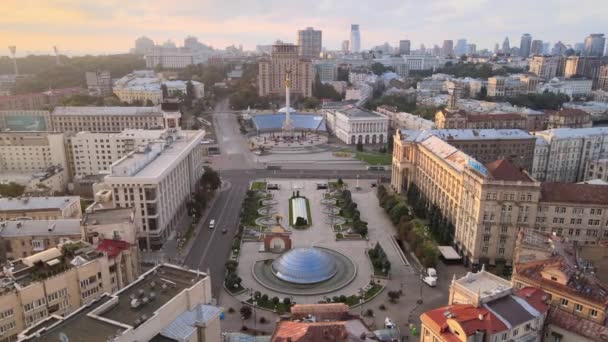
[418,274,424,304]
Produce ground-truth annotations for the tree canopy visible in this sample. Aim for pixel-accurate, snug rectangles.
[4,54,145,94]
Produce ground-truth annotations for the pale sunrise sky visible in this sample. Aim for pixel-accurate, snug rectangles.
[2,0,607,56]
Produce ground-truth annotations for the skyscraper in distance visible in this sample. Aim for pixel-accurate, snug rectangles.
[341,40,349,53]
[583,33,606,57]
[399,40,411,55]
[350,24,361,53]
[296,27,322,58]
[530,40,543,55]
[502,37,510,53]
[455,39,467,56]
[442,40,454,56]
[520,33,532,57]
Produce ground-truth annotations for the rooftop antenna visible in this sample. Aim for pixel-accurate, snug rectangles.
[8,46,18,75]
[53,46,61,66]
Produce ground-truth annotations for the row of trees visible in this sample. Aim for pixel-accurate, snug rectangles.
[436,62,524,80]
[187,167,221,222]
[337,190,368,237]
[377,185,410,225]
[368,242,391,275]
[497,92,570,110]
[406,184,454,245]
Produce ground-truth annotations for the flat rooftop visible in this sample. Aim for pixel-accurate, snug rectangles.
[338,106,385,118]
[0,196,79,212]
[82,207,134,226]
[454,270,512,302]
[51,106,164,116]
[22,265,209,342]
[0,219,82,237]
[534,127,608,140]
[108,130,204,179]
[429,129,532,141]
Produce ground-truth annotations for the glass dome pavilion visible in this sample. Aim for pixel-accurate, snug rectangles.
[271,247,338,284]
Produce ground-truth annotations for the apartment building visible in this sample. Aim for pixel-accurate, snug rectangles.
[103,129,206,249]
[487,75,541,97]
[113,70,204,105]
[0,88,86,111]
[532,127,608,182]
[420,269,547,342]
[512,230,608,341]
[0,132,69,193]
[0,196,81,221]
[69,129,167,178]
[85,71,112,97]
[424,129,535,171]
[599,65,608,91]
[584,158,608,182]
[296,27,322,59]
[18,264,219,342]
[546,108,592,129]
[50,106,165,133]
[534,182,608,244]
[325,106,389,145]
[0,240,138,341]
[435,109,527,130]
[529,55,561,80]
[392,130,541,267]
[0,219,83,262]
[540,77,594,98]
[258,43,313,98]
[376,105,435,130]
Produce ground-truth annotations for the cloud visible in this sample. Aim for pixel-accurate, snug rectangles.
[1,0,607,55]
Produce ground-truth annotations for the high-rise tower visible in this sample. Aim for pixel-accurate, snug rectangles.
[519,34,532,57]
[350,25,361,53]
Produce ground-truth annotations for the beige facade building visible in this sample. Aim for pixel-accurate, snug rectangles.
[599,65,608,91]
[392,130,541,267]
[258,43,313,98]
[0,219,83,262]
[0,196,81,221]
[529,55,561,80]
[546,108,592,129]
[325,106,389,145]
[18,264,219,342]
[435,109,528,130]
[50,107,165,133]
[487,75,541,97]
[0,240,138,341]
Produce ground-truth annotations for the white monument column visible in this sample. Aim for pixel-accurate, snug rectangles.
[282,71,293,136]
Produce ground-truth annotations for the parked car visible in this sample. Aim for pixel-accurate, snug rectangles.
[209,219,215,229]
[423,276,437,287]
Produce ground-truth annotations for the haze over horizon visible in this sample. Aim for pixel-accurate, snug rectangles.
[2,0,608,56]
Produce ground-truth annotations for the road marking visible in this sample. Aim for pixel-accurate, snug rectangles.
[196,184,241,270]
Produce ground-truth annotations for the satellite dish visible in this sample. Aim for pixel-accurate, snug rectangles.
[59,333,69,342]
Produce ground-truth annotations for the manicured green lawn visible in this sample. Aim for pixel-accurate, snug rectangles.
[251,181,267,190]
[355,152,392,165]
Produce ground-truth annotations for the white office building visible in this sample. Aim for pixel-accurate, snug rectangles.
[70,129,168,178]
[538,77,593,99]
[103,128,206,249]
[402,55,441,71]
[325,106,389,145]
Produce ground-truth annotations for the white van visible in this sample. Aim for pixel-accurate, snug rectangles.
[209,219,215,229]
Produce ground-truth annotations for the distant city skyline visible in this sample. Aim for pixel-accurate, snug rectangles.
[1,0,607,56]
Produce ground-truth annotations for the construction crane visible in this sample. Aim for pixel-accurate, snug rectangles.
[8,46,18,75]
[53,46,61,66]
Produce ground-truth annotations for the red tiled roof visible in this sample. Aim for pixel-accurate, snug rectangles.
[548,306,608,341]
[95,239,130,258]
[540,182,608,205]
[271,321,351,342]
[514,287,549,314]
[484,159,533,182]
[421,304,508,338]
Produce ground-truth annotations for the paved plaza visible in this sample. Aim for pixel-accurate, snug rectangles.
[219,178,469,337]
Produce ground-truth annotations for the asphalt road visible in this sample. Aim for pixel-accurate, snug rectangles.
[184,101,391,296]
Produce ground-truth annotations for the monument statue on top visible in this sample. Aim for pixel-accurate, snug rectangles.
[282,71,293,136]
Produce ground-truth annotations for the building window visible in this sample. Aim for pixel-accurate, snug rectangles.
[560,298,569,307]
[574,303,583,312]
[590,309,598,317]
[513,328,519,336]
[498,248,505,255]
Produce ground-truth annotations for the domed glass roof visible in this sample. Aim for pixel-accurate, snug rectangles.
[271,247,338,284]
